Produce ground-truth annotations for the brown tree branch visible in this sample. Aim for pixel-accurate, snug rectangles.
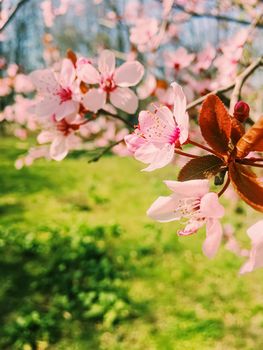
[173,2,263,28]
[0,0,30,33]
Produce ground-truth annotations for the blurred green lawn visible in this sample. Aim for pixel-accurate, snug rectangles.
[0,137,263,350]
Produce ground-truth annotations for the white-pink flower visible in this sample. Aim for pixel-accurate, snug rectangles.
[147,179,225,258]
[240,220,263,275]
[37,115,83,161]
[164,47,195,73]
[125,82,189,171]
[30,58,80,121]
[80,50,144,114]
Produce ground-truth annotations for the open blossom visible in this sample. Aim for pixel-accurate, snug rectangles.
[125,82,189,171]
[37,115,83,161]
[79,50,144,114]
[164,47,195,73]
[129,18,160,52]
[147,179,225,258]
[240,221,263,275]
[30,58,80,121]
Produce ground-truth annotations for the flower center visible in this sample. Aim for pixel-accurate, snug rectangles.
[177,197,201,217]
[57,87,72,104]
[56,119,80,136]
[176,197,206,236]
[174,63,180,71]
[169,127,180,145]
[100,76,116,93]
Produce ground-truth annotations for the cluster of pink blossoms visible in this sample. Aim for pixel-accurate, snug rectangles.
[29,50,144,160]
[125,82,263,275]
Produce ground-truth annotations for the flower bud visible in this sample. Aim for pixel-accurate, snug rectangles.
[233,101,250,122]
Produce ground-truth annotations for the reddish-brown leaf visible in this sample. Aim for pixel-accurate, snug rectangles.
[178,155,224,181]
[236,116,263,158]
[199,95,232,155]
[231,118,245,146]
[229,162,263,212]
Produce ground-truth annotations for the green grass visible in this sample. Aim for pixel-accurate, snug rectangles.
[0,136,263,350]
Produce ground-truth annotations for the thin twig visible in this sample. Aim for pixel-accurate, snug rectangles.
[186,57,263,111]
[237,159,263,168]
[101,110,134,129]
[88,140,123,163]
[187,138,221,157]
[172,2,263,28]
[174,148,199,159]
[0,0,30,33]
[230,56,263,113]
[186,83,235,111]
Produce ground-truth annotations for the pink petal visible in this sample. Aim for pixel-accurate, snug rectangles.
[59,58,76,87]
[202,218,223,259]
[50,135,68,161]
[171,82,189,144]
[124,133,146,154]
[142,143,174,172]
[171,82,187,118]
[240,220,263,274]
[147,196,181,222]
[110,87,138,113]
[239,258,255,275]
[98,50,116,76]
[30,69,59,94]
[200,192,225,218]
[114,61,144,87]
[247,220,263,243]
[137,73,157,100]
[155,105,176,130]
[55,100,79,121]
[83,89,106,113]
[37,130,54,144]
[164,179,209,197]
[178,219,204,236]
[35,97,60,118]
[77,63,100,84]
[134,142,159,164]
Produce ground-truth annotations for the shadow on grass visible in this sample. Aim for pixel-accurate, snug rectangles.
[0,225,134,349]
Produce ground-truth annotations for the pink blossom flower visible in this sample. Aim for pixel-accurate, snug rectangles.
[80,50,144,114]
[125,82,189,171]
[155,87,174,109]
[164,47,195,73]
[137,73,157,100]
[194,44,216,73]
[14,74,35,93]
[240,220,263,274]
[30,58,80,121]
[129,18,160,52]
[147,179,225,258]
[37,115,83,161]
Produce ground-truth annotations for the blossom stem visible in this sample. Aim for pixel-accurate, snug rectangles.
[101,110,134,129]
[88,140,123,163]
[218,175,230,197]
[242,157,263,162]
[237,159,263,167]
[187,138,220,157]
[174,149,199,159]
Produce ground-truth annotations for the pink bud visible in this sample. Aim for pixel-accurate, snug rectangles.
[233,101,250,122]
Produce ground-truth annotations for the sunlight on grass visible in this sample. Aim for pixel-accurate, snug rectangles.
[0,137,263,350]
